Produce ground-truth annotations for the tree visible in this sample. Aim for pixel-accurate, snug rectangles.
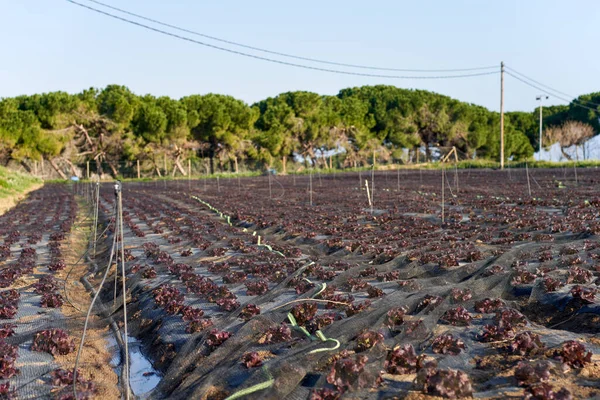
[182,94,256,174]
[545,121,594,160]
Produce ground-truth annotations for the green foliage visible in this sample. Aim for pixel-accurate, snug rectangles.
[0,84,597,174]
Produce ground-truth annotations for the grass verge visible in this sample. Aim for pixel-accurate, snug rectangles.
[0,166,43,215]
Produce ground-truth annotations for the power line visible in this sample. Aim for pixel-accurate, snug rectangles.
[505,71,600,114]
[82,0,498,73]
[66,0,500,80]
[506,66,600,108]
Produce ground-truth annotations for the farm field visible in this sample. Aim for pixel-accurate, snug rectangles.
[2,168,600,399]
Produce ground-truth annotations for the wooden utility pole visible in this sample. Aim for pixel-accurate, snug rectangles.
[137,160,140,179]
[500,61,505,169]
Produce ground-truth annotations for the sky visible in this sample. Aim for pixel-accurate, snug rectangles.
[1,0,599,112]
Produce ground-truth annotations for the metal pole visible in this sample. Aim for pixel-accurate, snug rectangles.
[536,95,548,161]
[500,61,505,169]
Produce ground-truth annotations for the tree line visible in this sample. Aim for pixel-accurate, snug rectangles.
[0,84,598,177]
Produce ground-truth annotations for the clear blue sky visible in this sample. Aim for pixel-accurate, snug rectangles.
[1,0,599,112]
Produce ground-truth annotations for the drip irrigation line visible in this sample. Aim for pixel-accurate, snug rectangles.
[224,367,274,400]
[272,298,351,310]
[73,182,133,400]
[62,202,117,313]
[73,215,118,398]
[66,0,500,80]
[117,184,131,400]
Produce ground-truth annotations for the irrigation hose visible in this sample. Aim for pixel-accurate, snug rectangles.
[224,367,274,400]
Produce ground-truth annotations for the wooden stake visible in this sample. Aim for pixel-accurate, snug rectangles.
[136,160,140,179]
[441,167,445,223]
[365,179,372,213]
[371,164,375,210]
[86,161,90,179]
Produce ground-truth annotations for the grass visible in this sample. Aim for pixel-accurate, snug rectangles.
[0,166,43,214]
[0,166,42,198]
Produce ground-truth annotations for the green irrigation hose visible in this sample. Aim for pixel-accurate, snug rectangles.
[191,195,342,396]
[224,367,274,400]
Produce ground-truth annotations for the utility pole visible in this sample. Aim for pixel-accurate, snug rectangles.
[500,61,505,169]
[536,95,549,161]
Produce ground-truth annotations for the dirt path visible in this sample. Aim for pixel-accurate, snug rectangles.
[54,198,121,399]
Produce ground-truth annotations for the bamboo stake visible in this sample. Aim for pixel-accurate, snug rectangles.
[365,179,372,214]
